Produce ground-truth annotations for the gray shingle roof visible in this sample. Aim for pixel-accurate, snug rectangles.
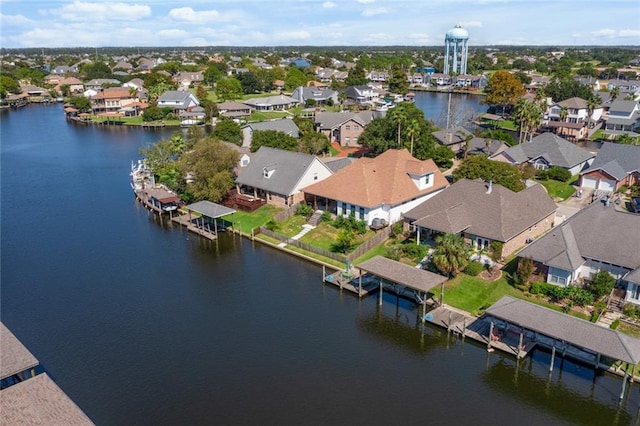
[432,126,472,146]
[486,296,640,364]
[581,143,640,180]
[626,268,640,285]
[608,100,639,115]
[404,179,556,242]
[357,255,447,293]
[235,147,324,196]
[243,118,300,138]
[321,157,355,173]
[314,111,375,130]
[498,132,595,168]
[185,201,236,218]
[518,202,640,270]
[157,90,192,103]
[467,137,508,156]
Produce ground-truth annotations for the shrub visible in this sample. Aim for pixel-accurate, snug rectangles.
[562,301,573,313]
[547,166,571,182]
[321,211,332,223]
[295,203,313,218]
[489,241,503,262]
[385,247,400,261]
[402,244,427,262]
[536,169,548,180]
[611,319,620,330]
[516,257,535,286]
[265,219,280,231]
[390,221,404,238]
[332,214,367,235]
[530,281,555,295]
[567,287,594,306]
[588,270,615,300]
[464,261,484,276]
[623,303,640,319]
[591,301,606,322]
[617,185,629,194]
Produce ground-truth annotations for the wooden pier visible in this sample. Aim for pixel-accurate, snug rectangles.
[322,267,379,297]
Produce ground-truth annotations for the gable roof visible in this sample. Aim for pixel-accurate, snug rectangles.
[467,137,508,156]
[518,202,640,270]
[320,157,356,173]
[157,90,194,103]
[581,143,640,180]
[496,132,594,168]
[314,111,375,130]
[243,94,298,108]
[303,149,448,208]
[432,126,473,146]
[404,179,556,242]
[243,118,300,138]
[235,147,328,196]
[557,97,587,109]
[608,100,639,115]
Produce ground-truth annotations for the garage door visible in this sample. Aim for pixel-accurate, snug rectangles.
[581,177,597,189]
[598,179,616,192]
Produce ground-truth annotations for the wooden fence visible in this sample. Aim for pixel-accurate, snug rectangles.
[257,227,348,264]
[346,226,392,261]
[273,203,300,222]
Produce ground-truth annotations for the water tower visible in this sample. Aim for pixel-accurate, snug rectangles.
[444,24,469,75]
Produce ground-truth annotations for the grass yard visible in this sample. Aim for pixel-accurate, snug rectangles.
[298,222,375,253]
[248,111,290,121]
[617,321,640,338]
[278,214,308,237]
[538,179,576,200]
[231,204,283,234]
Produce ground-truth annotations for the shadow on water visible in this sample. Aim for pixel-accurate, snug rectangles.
[483,355,636,426]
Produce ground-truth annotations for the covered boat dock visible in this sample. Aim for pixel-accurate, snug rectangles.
[485,296,640,399]
[357,256,448,321]
[173,201,236,240]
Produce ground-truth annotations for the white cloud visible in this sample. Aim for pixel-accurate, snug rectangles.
[0,13,35,26]
[272,30,310,41]
[168,7,230,23]
[619,29,640,38]
[362,7,388,17]
[51,1,151,22]
[363,32,393,43]
[357,0,376,3]
[408,33,433,44]
[591,29,617,38]
[157,29,190,39]
[322,2,337,8]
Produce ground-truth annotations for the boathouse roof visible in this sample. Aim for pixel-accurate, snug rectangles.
[357,256,447,294]
[0,373,94,425]
[185,201,236,219]
[486,296,640,365]
[1,322,39,380]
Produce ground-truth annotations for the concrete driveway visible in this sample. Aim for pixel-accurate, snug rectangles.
[554,188,594,223]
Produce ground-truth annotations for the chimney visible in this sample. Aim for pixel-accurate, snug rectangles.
[486,180,493,194]
[447,132,452,143]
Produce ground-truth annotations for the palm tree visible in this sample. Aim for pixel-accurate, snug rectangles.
[338,91,346,111]
[432,233,469,278]
[405,118,420,156]
[514,99,528,143]
[610,86,620,102]
[586,96,600,132]
[389,108,407,148]
[559,106,568,137]
[526,102,542,142]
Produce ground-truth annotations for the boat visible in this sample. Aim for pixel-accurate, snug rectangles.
[130,159,153,191]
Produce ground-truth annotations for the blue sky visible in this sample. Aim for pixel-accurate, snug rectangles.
[1,0,639,48]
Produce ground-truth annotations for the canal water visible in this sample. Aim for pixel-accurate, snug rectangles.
[414,90,486,128]
[1,104,637,425]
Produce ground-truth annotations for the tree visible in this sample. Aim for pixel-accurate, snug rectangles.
[615,133,639,145]
[332,229,357,254]
[300,132,330,155]
[484,70,525,116]
[284,67,307,91]
[452,155,525,192]
[338,91,347,111]
[345,61,368,86]
[559,106,568,137]
[388,64,409,94]
[250,130,298,152]
[610,86,621,102]
[178,138,239,202]
[81,61,112,80]
[516,257,535,288]
[215,77,242,101]
[406,119,420,156]
[588,270,615,300]
[0,75,21,99]
[68,96,91,112]
[142,106,164,122]
[544,78,596,103]
[432,233,469,277]
[204,64,225,87]
[388,107,407,147]
[212,119,243,145]
[237,71,262,94]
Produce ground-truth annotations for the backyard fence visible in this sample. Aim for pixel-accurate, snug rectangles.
[346,226,392,262]
[257,227,349,264]
[273,203,300,222]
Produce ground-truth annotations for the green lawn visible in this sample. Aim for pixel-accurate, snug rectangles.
[248,111,290,121]
[231,205,283,234]
[537,179,576,200]
[298,222,376,252]
[278,215,307,237]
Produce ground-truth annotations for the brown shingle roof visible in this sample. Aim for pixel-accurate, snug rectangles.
[1,322,39,380]
[303,149,448,208]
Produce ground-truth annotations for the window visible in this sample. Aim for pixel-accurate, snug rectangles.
[345,125,351,131]
[548,267,569,286]
[354,125,360,131]
[633,285,640,301]
[359,206,364,218]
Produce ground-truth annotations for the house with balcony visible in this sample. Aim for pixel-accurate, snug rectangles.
[157,90,200,115]
[543,97,601,141]
[291,86,338,106]
[403,179,556,258]
[602,100,640,137]
[517,202,640,305]
[314,111,377,147]
[90,87,138,115]
[344,85,379,107]
[302,149,448,225]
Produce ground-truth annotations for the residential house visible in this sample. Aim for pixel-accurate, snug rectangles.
[85,79,122,91]
[544,97,602,140]
[291,86,338,106]
[368,71,390,83]
[525,75,551,94]
[428,73,453,88]
[123,78,145,91]
[273,80,285,91]
[54,77,84,94]
[241,118,300,148]
[302,149,448,225]
[174,71,204,88]
[403,179,556,258]
[466,138,509,157]
[235,146,333,207]
[51,65,78,75]
[314,111,376,147]
[315,68,348,83]
[242,94,298,111]
[517,202,640,304]
[454,74,488,90]
[491,132,595,175]
[432,126,473,155]
[157,90,200,114]
[602,100,640,136]
[112,61,133,72]
[344,85,379,107]
[217,101,251,119]
[90,87,138,115]
[19,85,51,101]
[580,143,640,192]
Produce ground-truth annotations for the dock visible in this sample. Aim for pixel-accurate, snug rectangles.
[322,269,379,297]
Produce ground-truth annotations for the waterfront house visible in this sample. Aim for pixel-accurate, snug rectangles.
[157,90,200,114]
[85,79,122,91]
[432,126,473,154]
[291,86,339,106]
[218,101,251,120]
[517,202,640,304]
[403,179,556,258]
[491,132,595,175]
[241,118,300,148]
[242,94,298,111]
[543,97,602,141]
[302,149,447,225]
[54,77,84,94]
[580,143,640,192]
[90,87,138,115]
[235,146,333,208]
[602,100,640,137]
[344,85,379,107]
[314,111,376,147]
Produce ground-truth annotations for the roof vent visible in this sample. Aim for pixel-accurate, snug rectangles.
[486,180,493,194]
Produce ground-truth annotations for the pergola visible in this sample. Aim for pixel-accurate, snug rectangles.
[357,256,448,321]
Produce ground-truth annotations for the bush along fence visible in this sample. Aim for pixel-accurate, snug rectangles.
[255,225,392,264]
